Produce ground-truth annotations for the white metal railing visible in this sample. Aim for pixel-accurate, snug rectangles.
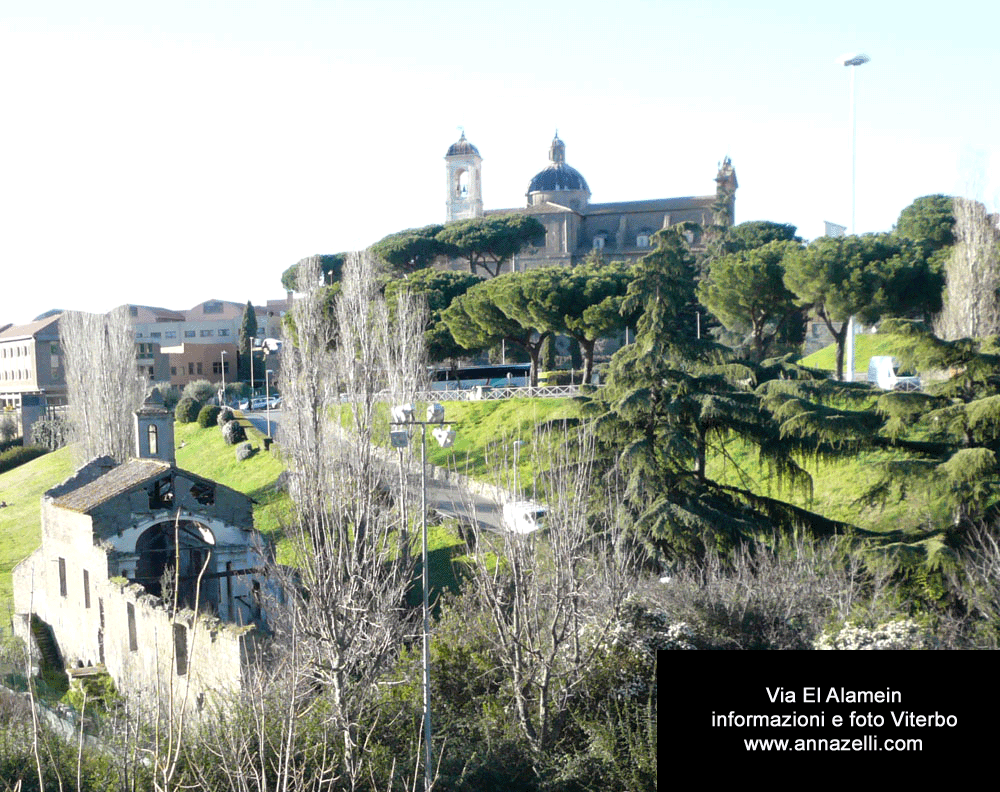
[412,384,592,402]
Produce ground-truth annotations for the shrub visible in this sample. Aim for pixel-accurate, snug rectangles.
[182,379,216,404]
[153,384,181,411]
[235,441,255,461]
[0,414,17,443]
[0,445,48,475]
[29,414,70,450]
[175,398,201,424]
[197,405,222,428]
[218,406,236,425]
[222,420,246,445]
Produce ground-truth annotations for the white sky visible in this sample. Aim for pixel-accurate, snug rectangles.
[1,0,997,324]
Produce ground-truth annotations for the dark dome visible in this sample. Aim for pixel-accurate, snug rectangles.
[527,163,590,194]
[446,132,480,157]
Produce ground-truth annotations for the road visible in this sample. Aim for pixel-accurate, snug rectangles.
[243,409,506,531]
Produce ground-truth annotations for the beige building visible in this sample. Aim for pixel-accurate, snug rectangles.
[0,315,66,409]
[130,297,292,349]
[444,132,737,270]
[13,392,270,709]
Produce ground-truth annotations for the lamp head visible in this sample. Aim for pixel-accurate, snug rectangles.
[839,52,870,67]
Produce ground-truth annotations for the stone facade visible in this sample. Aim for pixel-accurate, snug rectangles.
[12,392,270,710]
[444,133,737,271]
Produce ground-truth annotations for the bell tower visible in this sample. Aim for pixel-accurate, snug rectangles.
[134,390,175,466]
[445,131,483,221]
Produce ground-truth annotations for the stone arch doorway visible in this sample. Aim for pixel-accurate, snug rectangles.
[134,520,218,612]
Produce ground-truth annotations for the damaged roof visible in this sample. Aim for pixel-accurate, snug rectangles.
[50,459,172,514]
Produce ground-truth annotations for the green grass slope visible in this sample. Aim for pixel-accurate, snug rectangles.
[0,446,77,618]
[800,333,904,375]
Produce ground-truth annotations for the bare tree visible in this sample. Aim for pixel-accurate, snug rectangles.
[61,306,147,462]
[463,423,636,755]
[934,197,1000,340]
[268,252,424,787]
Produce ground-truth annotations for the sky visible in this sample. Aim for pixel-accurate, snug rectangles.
[1,0,997,325]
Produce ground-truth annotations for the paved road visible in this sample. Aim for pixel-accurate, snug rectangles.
[243,409,506,531]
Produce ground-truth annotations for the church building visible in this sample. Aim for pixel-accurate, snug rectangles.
[12,392,270,710]
[444,132,737,269]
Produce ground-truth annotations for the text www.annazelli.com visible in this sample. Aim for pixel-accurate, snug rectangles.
[744,737,923,752]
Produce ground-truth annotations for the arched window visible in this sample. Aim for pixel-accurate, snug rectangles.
[593,234,607,250]
[456,169,469,198]
[148,424,158,456]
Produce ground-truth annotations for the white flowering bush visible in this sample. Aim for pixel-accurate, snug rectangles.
[815,619,933,650]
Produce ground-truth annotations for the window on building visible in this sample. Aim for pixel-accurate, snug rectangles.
[593,235,606,250]
[636,234,650,248]
[213,361,230,375]
[165,331,177,339]
[200,329,214,337]
[135,332,143,338]
[188,362,195,375]
[58,558,67,598]
[218,329,229,337]
[196,362,203,375]
[130,305,138,317]
[184,330,195,338]
[203,301,223,314]
[170,366,177,376]
[50,344,60,355]
[174,624,188,675]
[151,331,161,339]
[148,424,158,455]
[83,569,90,609]
[127,603,138,652]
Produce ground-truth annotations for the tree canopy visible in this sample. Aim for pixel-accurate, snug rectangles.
[368,224,456,275]
[280,253,347,292]
[437,214,546,278]
[782,233,941,379]
[697,240,800,360]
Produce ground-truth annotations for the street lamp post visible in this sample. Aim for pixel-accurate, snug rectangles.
[840,52,870,235]
[839,52,870,383]
[264,369,273,438]
[220,350,227,404]
[390,402,455,792]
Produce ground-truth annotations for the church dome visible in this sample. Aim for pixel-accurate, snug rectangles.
[527,133,590,202]
[446,132,480,157]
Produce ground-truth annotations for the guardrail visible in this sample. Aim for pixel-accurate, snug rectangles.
[413,384,593,402]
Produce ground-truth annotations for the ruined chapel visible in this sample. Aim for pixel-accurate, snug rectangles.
[12,392,269,707]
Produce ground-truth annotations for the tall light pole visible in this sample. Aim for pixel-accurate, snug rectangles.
[840,52,870,234]
[839,52,869,383]
[220,350,227,404]
[390,403,455,792]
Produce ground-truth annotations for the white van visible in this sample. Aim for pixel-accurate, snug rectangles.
[867,356,920,391]
[501,501,547,534]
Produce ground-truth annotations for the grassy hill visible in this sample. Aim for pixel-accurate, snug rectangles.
[0,446,77,620]
[800,332,906,376]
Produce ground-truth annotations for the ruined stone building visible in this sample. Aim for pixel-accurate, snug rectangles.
[12,392,270,708]
[445,132,738,269]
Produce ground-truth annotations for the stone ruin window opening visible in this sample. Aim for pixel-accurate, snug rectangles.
[149,476,174,510]
[189,481,215,506]
[173,624,188,676]
[58,557,67,598]
[148,424,158,456]
[127,603,138,652]
[134,520,218,613]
